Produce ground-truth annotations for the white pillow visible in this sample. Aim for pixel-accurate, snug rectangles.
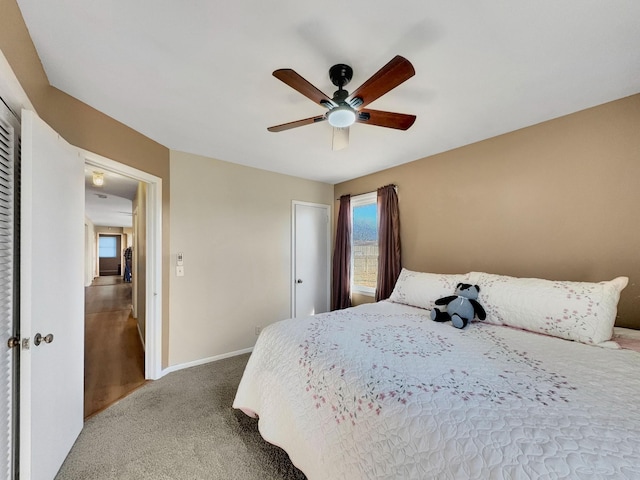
[388,268,469,310]
[468,271,628,345]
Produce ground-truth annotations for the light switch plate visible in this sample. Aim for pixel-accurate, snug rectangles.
[176,265,184,277]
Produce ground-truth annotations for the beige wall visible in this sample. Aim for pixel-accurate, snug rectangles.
[133,183,148,339]
[123,228,133,248]
[336,95,640,329]
[84,217,96,286]
[0,0,172,366]
[169,151,333,366]
[336,95,640,328]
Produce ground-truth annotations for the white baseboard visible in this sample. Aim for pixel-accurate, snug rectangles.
[160,347,254,377]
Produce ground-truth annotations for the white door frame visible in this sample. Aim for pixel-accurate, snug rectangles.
[291,201,331,318]
[83,151,163,380]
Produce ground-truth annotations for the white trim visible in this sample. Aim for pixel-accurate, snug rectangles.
[291,201,331,318]
[82,149,163,380]
[160,348,253,377]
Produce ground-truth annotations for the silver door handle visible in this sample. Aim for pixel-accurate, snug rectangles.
[34,333,54,346]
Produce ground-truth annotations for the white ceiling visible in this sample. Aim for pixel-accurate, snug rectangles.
[16,0,640,185]
[84,168,138,227]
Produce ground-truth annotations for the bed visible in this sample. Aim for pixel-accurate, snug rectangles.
[233,270,640,479]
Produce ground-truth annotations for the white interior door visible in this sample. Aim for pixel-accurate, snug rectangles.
[20,110,84,480]
[292,202,330,318]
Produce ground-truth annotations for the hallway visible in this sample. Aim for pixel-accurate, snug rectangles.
[84,275,146,419]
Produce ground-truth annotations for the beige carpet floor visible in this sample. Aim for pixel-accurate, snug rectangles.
[56,353,306,480]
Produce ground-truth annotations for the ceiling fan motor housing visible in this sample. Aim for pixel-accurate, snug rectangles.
[329,64,353,88]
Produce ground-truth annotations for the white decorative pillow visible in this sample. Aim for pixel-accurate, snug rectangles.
[388,268,469,310]
[468,271,629,345]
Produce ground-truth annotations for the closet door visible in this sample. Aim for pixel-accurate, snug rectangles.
[20,110,84,480]
[0,106,17,480]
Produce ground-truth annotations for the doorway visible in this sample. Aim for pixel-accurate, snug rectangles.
[85,173,144,418]
[83,150,163,380]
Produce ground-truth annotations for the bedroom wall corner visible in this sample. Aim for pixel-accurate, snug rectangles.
[168,150,334,367]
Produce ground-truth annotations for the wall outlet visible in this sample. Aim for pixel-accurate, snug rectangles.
[255,326,262,336]
[176,265,184,277]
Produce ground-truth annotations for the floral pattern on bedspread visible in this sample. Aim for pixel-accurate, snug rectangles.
[233,302,640,480]
[299,312,577,426]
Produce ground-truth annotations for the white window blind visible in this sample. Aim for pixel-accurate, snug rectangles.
[99,235,117,258]
[0,110,15,480]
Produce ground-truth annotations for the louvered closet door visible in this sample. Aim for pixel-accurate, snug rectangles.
[0,109,16,480]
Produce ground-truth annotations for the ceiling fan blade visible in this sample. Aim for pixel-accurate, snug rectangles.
[332,127,349,151]
[347,56,415,109]
[267,115,327,132]
[356,109,416,130]
[273,69,335,107]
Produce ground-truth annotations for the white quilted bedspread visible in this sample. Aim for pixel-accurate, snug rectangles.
[233,302,640,479]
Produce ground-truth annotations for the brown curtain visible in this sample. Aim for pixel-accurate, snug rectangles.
[331,195,352,310]
[375,185,401,301]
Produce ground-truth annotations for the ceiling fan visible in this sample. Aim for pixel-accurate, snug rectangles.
[267,55,416,150]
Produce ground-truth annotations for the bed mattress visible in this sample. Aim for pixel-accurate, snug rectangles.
[233,301,640,479]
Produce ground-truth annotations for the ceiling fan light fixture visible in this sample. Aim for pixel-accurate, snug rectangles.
[327,106,356,128]
[92,171,104,187]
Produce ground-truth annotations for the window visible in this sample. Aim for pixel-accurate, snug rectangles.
[351,192,378,295]
[98,236,117,258]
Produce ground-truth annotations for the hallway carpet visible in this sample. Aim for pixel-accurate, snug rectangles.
[56,354,306,480]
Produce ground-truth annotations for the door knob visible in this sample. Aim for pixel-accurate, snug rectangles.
[297,279,303,284]
[34,333,54,346]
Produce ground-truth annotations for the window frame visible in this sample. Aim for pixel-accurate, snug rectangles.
[350,191,378,297]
